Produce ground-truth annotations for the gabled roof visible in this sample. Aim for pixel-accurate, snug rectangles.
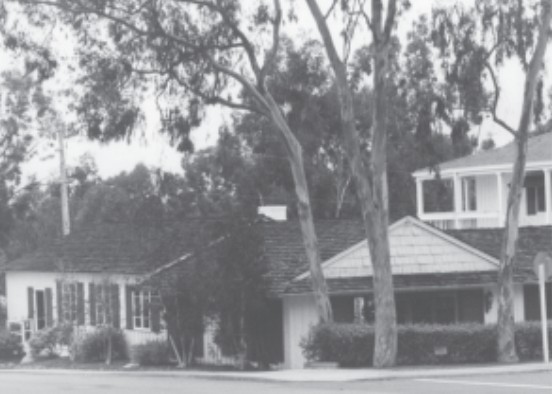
[5,220,222,275]
[284,218,551,296]
[285,217,499,295]
[413,132,552,176]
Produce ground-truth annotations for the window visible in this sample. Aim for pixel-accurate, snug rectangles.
[525,173,545,215]
[62,282,78,323]
[131,290,161,330]
[95,285,111,326]
[461,177,477,212]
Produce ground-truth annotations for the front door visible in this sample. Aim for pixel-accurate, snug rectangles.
[35,290,46,330]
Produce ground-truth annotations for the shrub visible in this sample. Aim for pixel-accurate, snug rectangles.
[0,330,23,361]
[71,327,127,363]
[28,324,74,359]
[302,322,552,367]
[131,340,171,366]
[515,321,552,361]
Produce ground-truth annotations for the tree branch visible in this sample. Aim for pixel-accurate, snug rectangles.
[259,0,282,89]
[324,0,339,19]
[485,61,517,136]
[382,0,397,41]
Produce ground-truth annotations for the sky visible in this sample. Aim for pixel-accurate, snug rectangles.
[7,0,541,183]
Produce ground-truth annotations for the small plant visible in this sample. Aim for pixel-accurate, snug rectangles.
[28,324,73,359]
[131,340,171,366]
[71,327,127,363]
[0,330,23,362]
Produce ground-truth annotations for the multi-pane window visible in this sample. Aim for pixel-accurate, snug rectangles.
[132,290,155,329]
[95,285,111,326]
[62,282,78,323]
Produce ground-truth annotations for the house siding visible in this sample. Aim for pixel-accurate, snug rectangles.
[283,294,318,369]
[5,271,165,346]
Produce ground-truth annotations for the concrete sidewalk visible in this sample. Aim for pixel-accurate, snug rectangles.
[3,362,551,382]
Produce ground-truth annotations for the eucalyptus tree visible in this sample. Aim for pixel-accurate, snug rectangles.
[17,0,334,321]
[305,0,401,367]
[432,0,552,362]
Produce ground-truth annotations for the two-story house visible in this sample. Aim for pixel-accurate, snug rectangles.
[413,132,552,230]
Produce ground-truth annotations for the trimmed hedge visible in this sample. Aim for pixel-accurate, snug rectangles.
[302,322,552,367]
[0,330,23,362]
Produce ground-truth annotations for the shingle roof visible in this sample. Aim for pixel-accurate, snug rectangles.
[415,132,552,174]
[5,220,222,275]
[445,226,552,283]
[284,225,552,295]
[285,272,499,295]
[260,220,366,296]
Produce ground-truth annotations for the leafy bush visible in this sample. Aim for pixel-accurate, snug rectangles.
[131,340,171,366]
[0,330,23,361]
[28,324,74,359]
[71,327,127,363]
[515,321,552,361]
[302,322,552,367]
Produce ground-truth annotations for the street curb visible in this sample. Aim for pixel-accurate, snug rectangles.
[0,363,550,383]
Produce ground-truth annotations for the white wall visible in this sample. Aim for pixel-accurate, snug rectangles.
[283,294,318,369]
[5,271,165,346]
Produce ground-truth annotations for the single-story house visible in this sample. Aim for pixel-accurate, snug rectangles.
[146,213,551,369]
[3,212,551,369]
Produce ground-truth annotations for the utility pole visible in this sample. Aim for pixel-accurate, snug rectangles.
[58,126,70,236]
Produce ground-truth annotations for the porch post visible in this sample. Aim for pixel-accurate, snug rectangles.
[496,172,504,227]
[416,178,424,219]
[545,169,552,225]
[453,173,462,229]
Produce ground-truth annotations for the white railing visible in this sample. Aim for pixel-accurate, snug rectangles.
[419,211,500,230]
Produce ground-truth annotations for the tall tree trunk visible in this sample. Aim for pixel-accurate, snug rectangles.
[497,0,551,363]
[306,0,397,367]
[264,93,333,323]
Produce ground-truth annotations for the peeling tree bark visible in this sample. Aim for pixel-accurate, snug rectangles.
[497,0,552,363]
[306,0,397,366]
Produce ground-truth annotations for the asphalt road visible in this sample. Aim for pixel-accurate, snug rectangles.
[1,370,552,393]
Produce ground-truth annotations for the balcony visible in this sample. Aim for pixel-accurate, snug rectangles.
[419,211,501,230]
[415,169,552,230]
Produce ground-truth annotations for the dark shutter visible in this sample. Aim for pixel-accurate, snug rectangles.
[76,282,85,325]
[56,280,63,323]
[151,303,161,333]
[45,288,53,327]
[111,284,121,329]
[125,285,133,330]
[89,283,96,326]
[27,287,34,319]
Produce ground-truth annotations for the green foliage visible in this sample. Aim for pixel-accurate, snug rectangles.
[0,330,24,361]
[28,324,74,359]
[302,322,552,367]
[71,327,127,363]
[131,340,171,366]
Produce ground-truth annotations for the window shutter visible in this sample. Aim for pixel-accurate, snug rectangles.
[125,286,133,330]
[56,280,63,323]
[45,288,53,327]
[111,284,121,329]
[77,282,85,325]
[89,283,96,326]
[27,287,34,319]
